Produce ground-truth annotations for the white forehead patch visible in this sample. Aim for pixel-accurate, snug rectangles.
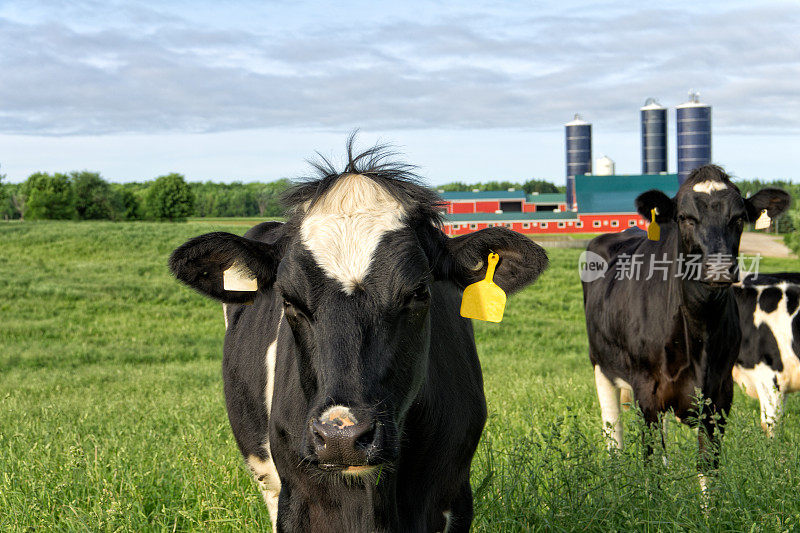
[300,174,406,294]
[692,181,729,194]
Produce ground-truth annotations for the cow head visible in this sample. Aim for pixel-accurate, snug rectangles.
[169,143,548,478]
[636,165,790,285]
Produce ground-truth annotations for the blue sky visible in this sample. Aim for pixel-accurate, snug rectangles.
[1,0,799,185]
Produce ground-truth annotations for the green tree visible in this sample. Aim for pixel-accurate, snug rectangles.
[23,172,76,220]
[189,181,218,217]
[251,179,290,217]
[522,179,560,194]
[5,183,26,220]
[109,185,141,220]
[438,179,563,194]
[438,181,471,192]
[785,208,800,254]
[0,170,7,212]
[144,173,195,221]
[72,171,114,220]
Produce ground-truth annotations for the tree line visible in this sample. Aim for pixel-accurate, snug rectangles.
[1,171,797,256]
[0,174,564,221]
[0,170,290,221]
[438,178,565,194]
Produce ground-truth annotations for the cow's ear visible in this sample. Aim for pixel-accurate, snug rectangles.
[169,231,283,303]
[424,226,548,295]
[635,189,675,222]
[745,188,791,221]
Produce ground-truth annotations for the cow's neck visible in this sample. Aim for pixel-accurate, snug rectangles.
[679,280,731,331]
[663,231,732,337]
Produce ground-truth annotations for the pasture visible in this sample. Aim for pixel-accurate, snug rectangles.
[2,220,799,532]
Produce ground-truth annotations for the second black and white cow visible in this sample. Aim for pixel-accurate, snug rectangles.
[169,143,548,532]
[733,272,800,434]
[582,165,790,478]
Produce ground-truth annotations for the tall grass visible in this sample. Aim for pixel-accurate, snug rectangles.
[1,222,799,531]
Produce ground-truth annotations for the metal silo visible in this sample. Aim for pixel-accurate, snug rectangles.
[640,98,667,174]
[676,91,711,184]
[566,114,591,208]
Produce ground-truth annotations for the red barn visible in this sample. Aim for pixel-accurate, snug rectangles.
[440,174,679,236]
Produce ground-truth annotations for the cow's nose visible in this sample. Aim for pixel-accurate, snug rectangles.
[311,406,379,467]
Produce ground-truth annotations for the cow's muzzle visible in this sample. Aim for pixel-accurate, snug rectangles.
[309,406,385,470]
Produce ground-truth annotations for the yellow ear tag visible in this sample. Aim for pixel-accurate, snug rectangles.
[754,209,771,230]
[223,261,258,291]
[647,207,660,241]
[460,253,506,323]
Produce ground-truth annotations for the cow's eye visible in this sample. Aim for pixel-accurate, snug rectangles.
[406,283,431,306]
[678,214,698,225]
[729,215,744,226]
[283,298,310,320]
[411,284,430,303]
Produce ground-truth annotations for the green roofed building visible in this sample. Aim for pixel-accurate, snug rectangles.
[575,173,679,213]
[440,190,526,201]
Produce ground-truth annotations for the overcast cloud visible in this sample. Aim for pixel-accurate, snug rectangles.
[1,1,799,136]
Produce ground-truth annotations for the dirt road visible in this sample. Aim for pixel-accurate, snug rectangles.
[739,232,796,258]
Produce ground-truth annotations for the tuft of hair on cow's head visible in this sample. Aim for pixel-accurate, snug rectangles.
[281,136,445,230]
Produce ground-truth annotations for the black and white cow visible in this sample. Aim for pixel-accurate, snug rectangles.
[733,272,800,434]
[169,143,548,532]
[582,165,790,480]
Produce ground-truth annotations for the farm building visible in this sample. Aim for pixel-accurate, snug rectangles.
[442,94,712,236]
[442,190,568,214]
[442,173,680,235]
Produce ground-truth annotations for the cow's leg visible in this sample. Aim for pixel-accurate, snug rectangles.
[696,418,718,500]
[442,481,473,533]
[660,414,670,466]
[247,451,281,527]
[594,365,623,449]
[756,374,784,436]
[639,408,662,461]
[696,390,730,500]
[620,388,633,411]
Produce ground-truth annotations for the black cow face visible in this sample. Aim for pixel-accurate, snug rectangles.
[636,166,791,285]
[169,174,548,477]
[275,225,435,472]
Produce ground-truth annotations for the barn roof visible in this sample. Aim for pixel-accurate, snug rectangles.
[445,211,577,222]
[440,190,527,201]
[575,174,680,213]
[526,193,565,204]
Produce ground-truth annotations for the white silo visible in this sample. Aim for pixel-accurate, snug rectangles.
[595,155,615,176]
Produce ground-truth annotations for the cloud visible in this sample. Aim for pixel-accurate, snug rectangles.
[0,1,798,135]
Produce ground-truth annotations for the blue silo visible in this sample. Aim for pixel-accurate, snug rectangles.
[640,98,667,174]
[676,92,711,184]
[565,114,591,208]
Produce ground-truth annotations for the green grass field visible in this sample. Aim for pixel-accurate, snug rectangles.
[2,221,800,532]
